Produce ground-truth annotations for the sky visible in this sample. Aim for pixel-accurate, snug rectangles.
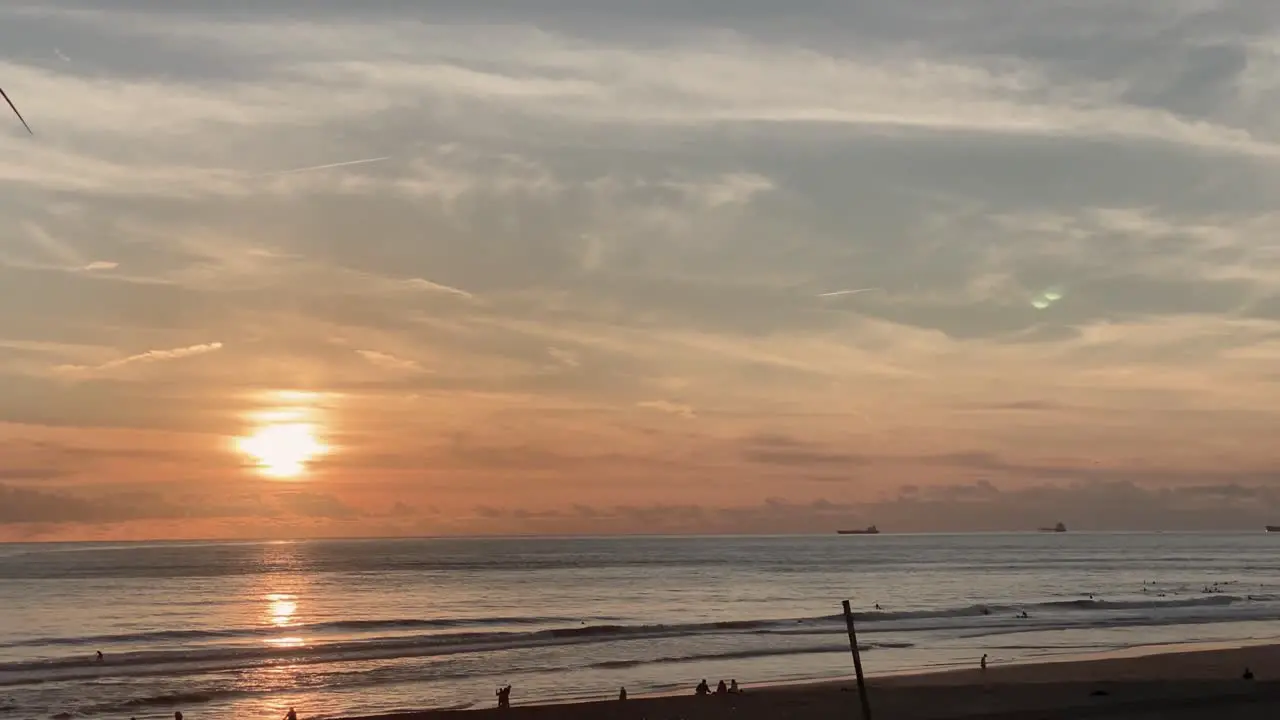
[3,1,1280,541]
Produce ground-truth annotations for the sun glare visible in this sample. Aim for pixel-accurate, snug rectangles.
[237,423,326,478]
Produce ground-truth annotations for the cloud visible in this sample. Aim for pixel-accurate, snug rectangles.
[356,349,426,373]
[434,479,1280,535]
[546,347,581,368]
[79,261,119,272]
[258,156,391,178]
[0,482,364,526]
[53,342,224,375]
[403,278,475,299]
[3,1,1280,540]
[740,433,871,467]
[637,400,697,419]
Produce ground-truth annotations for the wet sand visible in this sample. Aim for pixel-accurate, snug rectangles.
[344,643,1280,720]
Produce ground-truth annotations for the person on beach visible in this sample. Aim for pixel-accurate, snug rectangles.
[981,654,988,671]
[95,651,103,663]
[284,707,298,720]
[716,680,728,695]
[695,679,710,696]
[729,679,740,694]
[618,687,627,701]
[496,684,512,709]
[175,713,183,720]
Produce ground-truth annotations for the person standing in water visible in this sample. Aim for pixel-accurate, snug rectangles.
[284,708,298,720]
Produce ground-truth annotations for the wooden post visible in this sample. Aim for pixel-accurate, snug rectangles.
[842,600,873,720]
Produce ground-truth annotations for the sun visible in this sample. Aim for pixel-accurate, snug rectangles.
[236,423,327,478]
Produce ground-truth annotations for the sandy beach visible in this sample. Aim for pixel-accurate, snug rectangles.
[345,643,1280,720]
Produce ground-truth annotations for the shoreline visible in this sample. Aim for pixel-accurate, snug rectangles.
[341,640,1280,720]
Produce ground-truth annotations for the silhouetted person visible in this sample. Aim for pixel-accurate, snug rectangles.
[981,654,988,671]
[1243,668,1254,680]
[496,684,512,709]
[284,707,298,720]
[981,607,991,616]
[618,687,627,701]
[95,651,103,663]
[729,679,740,694]
[716,680,728,696]
[175,713,183,720]
[874,603,882,610]
[695,679,710,696]
[1018,611,1029,619]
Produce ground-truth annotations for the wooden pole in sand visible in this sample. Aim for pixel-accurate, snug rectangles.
[842,600,873,720]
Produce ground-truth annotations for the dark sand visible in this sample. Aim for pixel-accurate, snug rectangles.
[345,643,1280,720]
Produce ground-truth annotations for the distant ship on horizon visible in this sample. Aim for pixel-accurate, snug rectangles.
[837,525,880,535]
[1267,525,1280,533]
[1039,522,1067,533]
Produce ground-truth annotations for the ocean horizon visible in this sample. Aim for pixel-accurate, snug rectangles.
[3,533,1278,719]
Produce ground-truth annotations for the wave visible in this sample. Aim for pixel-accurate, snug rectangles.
[0,615,594,650]
[588,640,916,670]
[845,594,1246,622]
[2,594,1272,686]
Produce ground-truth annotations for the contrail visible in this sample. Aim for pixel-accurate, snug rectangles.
[55,48,71,62]
[818,287,876,297]
[1,87,33,135]
[258,156,390,177]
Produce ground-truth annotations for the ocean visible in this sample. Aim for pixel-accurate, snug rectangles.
[1,533,1278,719]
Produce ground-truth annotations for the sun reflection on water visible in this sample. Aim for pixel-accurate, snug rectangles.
[267,593,298,627]
[263,593,308,648]
[263,636,306,648]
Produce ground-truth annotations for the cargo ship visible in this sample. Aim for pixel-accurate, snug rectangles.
[1039,522,1067,533]
[1267,525,1279,532]
[838,525,880,535]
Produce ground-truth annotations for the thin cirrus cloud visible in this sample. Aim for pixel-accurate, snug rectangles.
[1,0,1279,540]
[53,343,225,375]
[356,350,426,374]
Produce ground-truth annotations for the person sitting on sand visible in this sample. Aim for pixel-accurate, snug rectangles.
[696,679,710,696]
[716,680,728,695]
[496,684,512,709]
[729,679,740,694]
